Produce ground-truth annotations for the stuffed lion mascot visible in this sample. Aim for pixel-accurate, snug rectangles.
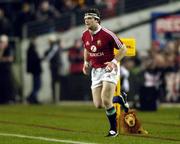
[119,109,148,134]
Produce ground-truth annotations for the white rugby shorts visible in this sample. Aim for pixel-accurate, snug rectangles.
[91,65,120,89]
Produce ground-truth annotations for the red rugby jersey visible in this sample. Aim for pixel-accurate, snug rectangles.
[82,27,124,68]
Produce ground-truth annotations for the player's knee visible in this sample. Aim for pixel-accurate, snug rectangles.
[102,99,111,108]
[96,105,103,109]
[94,102,103,109]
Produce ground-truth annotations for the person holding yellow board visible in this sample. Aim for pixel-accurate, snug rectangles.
[113,38,136,132]
[113,38,136,112]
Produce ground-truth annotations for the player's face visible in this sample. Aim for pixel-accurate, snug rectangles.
[84,17,98,31]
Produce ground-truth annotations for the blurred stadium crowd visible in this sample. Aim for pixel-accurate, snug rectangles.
[0,0,179,109]
[0,0,173,37]
[129,40,180,110]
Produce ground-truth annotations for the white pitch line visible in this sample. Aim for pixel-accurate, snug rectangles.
[0,132,96,144]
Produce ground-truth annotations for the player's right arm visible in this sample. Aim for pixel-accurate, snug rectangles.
[83,48,91,75]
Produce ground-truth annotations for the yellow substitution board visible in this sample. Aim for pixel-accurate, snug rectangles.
[122,38,136,56]
[114,38,136,56]
[114,38,136,96]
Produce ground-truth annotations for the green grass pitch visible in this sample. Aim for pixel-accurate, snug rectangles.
[0,103,180,144]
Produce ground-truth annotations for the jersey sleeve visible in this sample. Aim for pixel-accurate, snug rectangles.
[111,33,124,50]
[103,27,124,50]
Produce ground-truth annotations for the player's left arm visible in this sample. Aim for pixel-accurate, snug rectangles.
[114,44,127,62]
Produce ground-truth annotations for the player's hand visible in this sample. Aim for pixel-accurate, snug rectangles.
[83,61,91,75]
[104,61,118,72]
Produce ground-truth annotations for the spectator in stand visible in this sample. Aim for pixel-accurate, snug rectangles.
[137,51,166,111]
[68,39,84,74]
[68,39,91,100]
[26,37,42,104]
[104,0,118,16]
[53,0,66,13]
[85,0,95,6]
[175,41,180,101]
[36,0,60,21]
[60,0,82,13]
[0,9,12,35]
[174,40,180,69]
[164,41,180,102]
[120,58,134,94]
[14,2,35,37]
[44,35,61,103]
[0,34,16,104]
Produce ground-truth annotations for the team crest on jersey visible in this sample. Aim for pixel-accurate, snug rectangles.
[90,45,97,52]
[97,40,101,46]
[86,41,90,46]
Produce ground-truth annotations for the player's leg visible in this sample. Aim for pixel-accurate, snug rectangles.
[91,86,103,108]
[113,78,129,112]
[101,81,118,137]
[91,68,103,108]
[113,91,129,113]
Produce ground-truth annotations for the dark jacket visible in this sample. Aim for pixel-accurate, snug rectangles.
[27,42,42,75]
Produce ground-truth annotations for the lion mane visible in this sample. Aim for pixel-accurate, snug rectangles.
[120,109,148,134]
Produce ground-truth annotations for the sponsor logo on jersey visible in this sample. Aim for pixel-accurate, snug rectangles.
[90,45,97,52]
[89,52,104,57]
